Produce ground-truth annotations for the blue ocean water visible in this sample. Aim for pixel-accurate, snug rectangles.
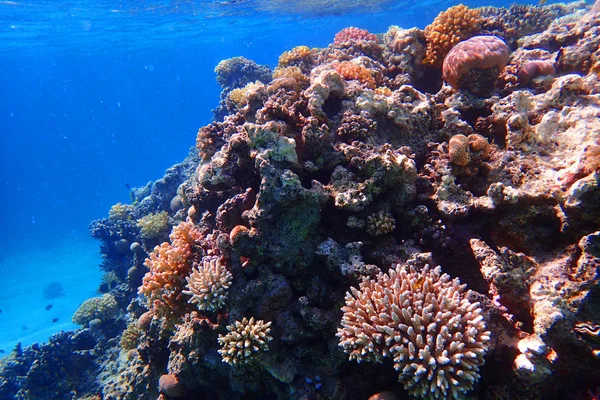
[0,0,519,354]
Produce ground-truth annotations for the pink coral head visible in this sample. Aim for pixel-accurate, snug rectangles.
[442,35,510,91]
[518,60,556,86]
[334,27,378,45]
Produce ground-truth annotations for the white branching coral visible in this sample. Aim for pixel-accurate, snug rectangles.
[337,264,490,400]
[182,256,233,311]
[217,317,273,365]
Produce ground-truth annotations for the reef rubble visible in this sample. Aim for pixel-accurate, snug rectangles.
[1,2,600,399]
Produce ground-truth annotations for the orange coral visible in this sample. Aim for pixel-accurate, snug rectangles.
[139,221,204,318]
[332,61,375,89]
[423,4,483,67]
[278,45,316,67]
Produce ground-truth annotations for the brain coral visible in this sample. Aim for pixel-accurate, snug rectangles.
[182,256,233,311]
[218,317,273,365]
[337,264,490,399]
[423,5,483,67]
[442,35,509,92]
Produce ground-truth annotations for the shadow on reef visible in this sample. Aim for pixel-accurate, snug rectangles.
[2,1,600,399]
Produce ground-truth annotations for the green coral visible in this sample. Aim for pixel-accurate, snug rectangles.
[137,211,170,240]
[72,294,119,326]
[109,203,135,221]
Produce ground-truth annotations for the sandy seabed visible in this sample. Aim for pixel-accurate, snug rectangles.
[0,237,102,355]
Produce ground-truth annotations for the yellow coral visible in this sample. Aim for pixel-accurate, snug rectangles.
[137,211,170,240]
[423,4,483,67]
[272,66,310,88]
[109,203,134,221]
[120,321,142,350]
[217,317,272,365]
[278,45,316,67]
[72,294,119,326]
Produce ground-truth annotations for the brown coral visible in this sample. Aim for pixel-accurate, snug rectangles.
[442,35,509,94]
[448,133,491,166]
[423,5,483,67]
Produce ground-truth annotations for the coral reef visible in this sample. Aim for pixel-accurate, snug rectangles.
[3,2,600,400]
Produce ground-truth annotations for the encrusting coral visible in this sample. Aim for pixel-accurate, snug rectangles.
[337,264,490,399]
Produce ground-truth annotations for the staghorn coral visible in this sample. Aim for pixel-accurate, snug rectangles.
[72,294,119,326]
[182,256,233,311]
[337,264,490,399]
[423,5,483,68]
[442,35,510,95]
[217,317,272,365]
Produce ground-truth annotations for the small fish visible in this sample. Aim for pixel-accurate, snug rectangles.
[125,183,131,190]
[0,309,3,314]
[52,318,59,323]
[0,349,4,354]
[45,304,53,311]
[414,276,426,290]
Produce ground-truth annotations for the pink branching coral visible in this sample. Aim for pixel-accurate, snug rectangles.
[334,27,378,45]
[442,35,510,91]
[337,264,490,399]
[139,221,204,318]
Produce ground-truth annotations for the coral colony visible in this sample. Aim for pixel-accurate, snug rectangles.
[1,2,600,399]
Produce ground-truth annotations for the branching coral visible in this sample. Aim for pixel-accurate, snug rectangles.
[337,264,490,399]
[217,317,273,365]
[423,5,483,67]
[182,256,233,311]
[138,221,204,318]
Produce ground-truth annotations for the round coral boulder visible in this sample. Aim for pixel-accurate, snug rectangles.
[442,35,510,96]
[158,374,185,397]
